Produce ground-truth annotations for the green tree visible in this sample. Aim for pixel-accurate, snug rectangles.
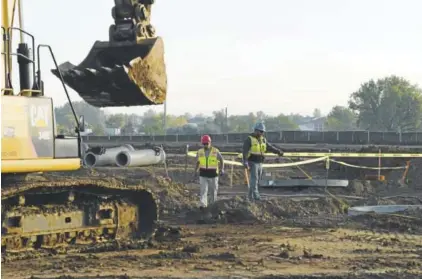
[256,111,266,121]
[326,106,357,131]
[212,109,227,132]
[264,114,299,131]
[105,113,127,128]
[313,108,322,118]
[289,113,312,126]
[56,124,69,135]
[228,113,257,133]
[142,113,164,135]
[167,115,188,128]
[349,76,422,132]
[122,120,135,135]
[91,124,106,135]
[55,101,105,133]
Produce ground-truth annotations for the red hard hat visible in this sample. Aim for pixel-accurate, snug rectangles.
[201,135,211,144]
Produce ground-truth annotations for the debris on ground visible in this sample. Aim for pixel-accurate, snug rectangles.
[3,157,422,279]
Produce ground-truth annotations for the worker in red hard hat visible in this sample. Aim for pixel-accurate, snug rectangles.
[194,135,225,209]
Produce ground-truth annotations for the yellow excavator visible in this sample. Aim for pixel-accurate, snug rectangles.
[1,0,166,252]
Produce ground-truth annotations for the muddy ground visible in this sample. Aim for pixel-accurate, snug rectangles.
[2,154,422,279]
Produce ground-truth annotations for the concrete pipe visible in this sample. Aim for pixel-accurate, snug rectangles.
[83,144,135,167]
[115,148,166,167]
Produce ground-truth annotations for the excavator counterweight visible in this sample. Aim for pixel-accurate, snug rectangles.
[52,0,167,108]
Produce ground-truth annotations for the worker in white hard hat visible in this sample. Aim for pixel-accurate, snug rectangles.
[195,135,225,209]
[242,122,283,201]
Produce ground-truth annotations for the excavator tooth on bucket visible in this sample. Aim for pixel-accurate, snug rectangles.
[52,37,167,107]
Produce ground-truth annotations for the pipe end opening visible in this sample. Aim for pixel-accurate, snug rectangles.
[84,153,97,167]
[116,152,130,167]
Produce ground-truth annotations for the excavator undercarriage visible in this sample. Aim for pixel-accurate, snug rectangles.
[1,174,158,253]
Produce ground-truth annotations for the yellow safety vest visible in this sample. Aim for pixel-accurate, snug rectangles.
[248,135,267,157]
[198,147,219,171]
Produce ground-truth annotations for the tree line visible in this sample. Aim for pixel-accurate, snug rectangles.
[55,75,422,135]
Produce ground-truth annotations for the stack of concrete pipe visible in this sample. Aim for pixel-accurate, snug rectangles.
[115,147,166,167]
[84,144,135,167]
[83,144,166,168]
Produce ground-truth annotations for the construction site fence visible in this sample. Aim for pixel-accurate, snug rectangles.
[82,130,422,146]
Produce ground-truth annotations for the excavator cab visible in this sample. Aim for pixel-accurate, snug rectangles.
[52,0,167,107]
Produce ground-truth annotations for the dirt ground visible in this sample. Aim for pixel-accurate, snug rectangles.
[4,224,422,279]
[2,154,422,279]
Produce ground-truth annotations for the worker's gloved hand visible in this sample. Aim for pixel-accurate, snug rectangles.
[220,170,225,176]
[276,150,284,156]
[243,161,249,169]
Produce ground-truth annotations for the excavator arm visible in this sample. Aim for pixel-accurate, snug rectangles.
[52,0,167,107]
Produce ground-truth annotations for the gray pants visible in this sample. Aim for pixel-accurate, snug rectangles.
[248,162,263,200]
[199,176,219,207]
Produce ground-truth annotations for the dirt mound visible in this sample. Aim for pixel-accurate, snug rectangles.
[185,196,345,224]
[183,195,422,235]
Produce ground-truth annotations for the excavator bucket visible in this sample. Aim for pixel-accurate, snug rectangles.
[52,37,167,107]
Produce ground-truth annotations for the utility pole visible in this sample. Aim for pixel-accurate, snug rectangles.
[163,101,167,135]
[225,107,228,132]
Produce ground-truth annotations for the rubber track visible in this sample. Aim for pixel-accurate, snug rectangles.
[1,175,160,244]
[1,175,158,206]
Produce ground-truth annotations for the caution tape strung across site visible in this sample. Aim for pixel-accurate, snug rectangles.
[187,151,328,168]
[329,159,406,170]
[187,149,415,213]
[187,151,415,170]
[265,152,422,158]
[190,151,422,158]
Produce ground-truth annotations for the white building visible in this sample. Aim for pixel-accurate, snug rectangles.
[298,117,327,131]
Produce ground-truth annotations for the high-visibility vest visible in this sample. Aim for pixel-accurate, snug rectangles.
[248,135,267,157]
[198,147,219,171]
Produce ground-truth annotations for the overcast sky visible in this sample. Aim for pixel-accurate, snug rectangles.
[13,0,422,116]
